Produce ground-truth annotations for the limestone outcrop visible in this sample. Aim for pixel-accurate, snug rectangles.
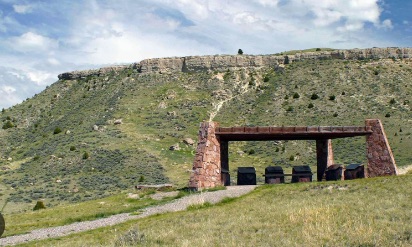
[58,65,128,80]
[58,47,412,80]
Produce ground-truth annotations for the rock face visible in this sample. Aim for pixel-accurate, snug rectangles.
[183,138,195,146]
[58,65,128,80]
[169,143,180,151]
[58,47,412,80]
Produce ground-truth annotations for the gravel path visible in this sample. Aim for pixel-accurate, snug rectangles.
[0,185,256,246]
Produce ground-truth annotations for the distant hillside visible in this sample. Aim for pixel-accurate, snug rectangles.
[0,47,411,212]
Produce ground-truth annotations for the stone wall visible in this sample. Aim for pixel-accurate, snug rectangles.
[188,122,222,189]
[365,119,398,177]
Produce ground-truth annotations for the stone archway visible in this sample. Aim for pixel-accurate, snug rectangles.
[189,119,398,190]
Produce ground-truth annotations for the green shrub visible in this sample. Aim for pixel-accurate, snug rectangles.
[310,93,319,100]
[284,56,290,64]
[308,103,314,108]
[389,98,396,104]
[114,227,145,246]
[329,95,336,100]
[33,155,40,161]
[385,113,391,118]
[187,202,213,210]
[33,200,46,211]
[237,49,243,55]
[82,152,90,160]
[247,149,255,155]
[263,75,269,82]
[138,175,145,182]
[70,146,76,151]
[2,121,14,129]
[286,106,294,112]
[53,127,62,134]
[293,92,300,99]
[333,113,338,117]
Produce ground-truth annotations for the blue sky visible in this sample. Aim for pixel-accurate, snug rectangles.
[0,0,410,109]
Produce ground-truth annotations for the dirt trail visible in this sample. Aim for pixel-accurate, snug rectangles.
[397,164,412,175]
[0,186,256,246]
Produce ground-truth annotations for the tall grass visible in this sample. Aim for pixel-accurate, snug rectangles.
[17,174,412,247]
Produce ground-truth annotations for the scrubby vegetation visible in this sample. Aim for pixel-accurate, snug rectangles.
[0,55,411,213]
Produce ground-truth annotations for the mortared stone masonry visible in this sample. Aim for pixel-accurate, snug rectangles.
[365,119,398,177]
[189,122,223,189]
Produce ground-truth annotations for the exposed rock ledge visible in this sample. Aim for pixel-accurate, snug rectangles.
[58,47,412,80]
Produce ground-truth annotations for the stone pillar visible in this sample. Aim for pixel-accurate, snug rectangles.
[316,139,334,181]
[365,119,398,177]
[188,122,222,189]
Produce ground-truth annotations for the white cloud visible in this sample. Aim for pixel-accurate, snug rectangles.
[254,0,279,7]
[26,70,54,86]
[172,0,210,20]
[381,19,393,29]
[13,4,33,14]
[8,32,58,53]
[1,85,16,94]
[47,58,60,66]
[233,12,260,25]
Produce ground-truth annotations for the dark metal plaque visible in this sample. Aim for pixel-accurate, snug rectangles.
[0,212,4,237]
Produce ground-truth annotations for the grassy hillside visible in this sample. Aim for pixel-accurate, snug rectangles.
[0,55,411,212]
[12,174,412,246]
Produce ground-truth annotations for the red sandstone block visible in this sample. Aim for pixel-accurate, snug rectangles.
[233,127,245,132]
[189,181,198,188]
[295,126,307,132]
[211,139,219,146]
[217,127,232,133]
[258,127,270,133]
[352,126,364,132]
[245,127,258,133]
[307,126,319,132]
[319,126,331,132]
[331,126,343,132]
[342,126,355,132]
[283,127,295,132]
[269,127,283,133]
